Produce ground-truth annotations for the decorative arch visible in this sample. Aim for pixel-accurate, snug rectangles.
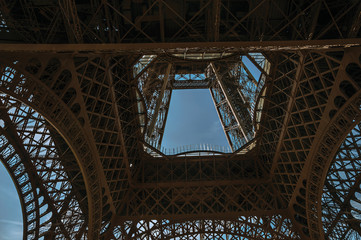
[0,96,88,238]
[0,55,103,239]
[321,121,361,239]
[305,48,361,239]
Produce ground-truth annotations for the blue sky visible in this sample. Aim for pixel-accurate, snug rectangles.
[0,161,23,240]
[162,89,229,150]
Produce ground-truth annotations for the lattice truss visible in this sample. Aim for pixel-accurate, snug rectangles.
[0,51,298,240]
[112,217,298,240]
[322,122,361,239]
[0,0,360,240]
[136,53,267,151]
[1,46,361,240]
[0,0,360,43]
[0,94,88,239]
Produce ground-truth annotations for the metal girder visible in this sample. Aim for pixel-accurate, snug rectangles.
[270,52,304,175]
[209,84,235,149]
[211,62,250,143]
[107,61,132,185]
[307,0,322,40]
[154,89,172,148]
[245,52,270,77]
[146,63,172,140]
[59,0,83,43]
[0,39,357,53]
[208,56,257,151]
[145,87,172,149]
[1,0,361,45]
[171,79,210,89]
[208,0,221,41]
[348,2,361,38]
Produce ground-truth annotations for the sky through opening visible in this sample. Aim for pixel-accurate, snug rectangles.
[0,161,23,240]
[161,89,229,151]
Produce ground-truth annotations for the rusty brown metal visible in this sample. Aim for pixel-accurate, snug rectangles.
[1,1,361,239]
[0,39,358,53]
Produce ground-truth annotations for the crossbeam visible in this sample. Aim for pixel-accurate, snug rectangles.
[0,39,359,54]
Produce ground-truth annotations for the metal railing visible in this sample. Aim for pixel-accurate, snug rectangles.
[145,143,232,157]
[162,144,232,155]
[144,138,257,157]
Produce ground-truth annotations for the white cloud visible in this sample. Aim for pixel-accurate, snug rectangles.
[0,186,20,200]
[0,219,23,240]
[0,219,23,226]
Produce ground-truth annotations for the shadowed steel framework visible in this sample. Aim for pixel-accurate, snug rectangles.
[0,0,361,239]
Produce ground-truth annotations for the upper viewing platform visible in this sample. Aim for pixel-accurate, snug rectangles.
[135,53,268,155]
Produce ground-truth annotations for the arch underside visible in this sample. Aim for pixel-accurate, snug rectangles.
[0,2,360,236]
[0,55,103,239]
[322,122,361,239]
[304,49,361,239]
[319,57,361,238]
[0,94,88,239]
[3,48,361,239]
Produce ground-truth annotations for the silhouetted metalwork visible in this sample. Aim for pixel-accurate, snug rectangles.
[0,0,360,239]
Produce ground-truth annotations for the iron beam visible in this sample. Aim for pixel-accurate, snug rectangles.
[0,39,358,54]
[209,86,234,149]
[211,63,249,142]
[147,63,172,138]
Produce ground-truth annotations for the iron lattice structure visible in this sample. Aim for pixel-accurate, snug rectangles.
[0,0,361,239]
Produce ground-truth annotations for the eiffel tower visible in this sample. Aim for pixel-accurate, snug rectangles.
[0,1,361,239]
